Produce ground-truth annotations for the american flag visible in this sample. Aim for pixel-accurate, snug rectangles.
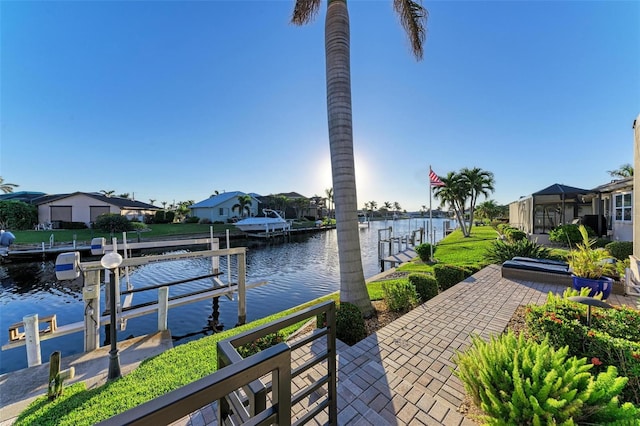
[429,169,445,187]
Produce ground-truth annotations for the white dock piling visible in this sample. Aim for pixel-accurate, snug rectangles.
[24,314,42,367]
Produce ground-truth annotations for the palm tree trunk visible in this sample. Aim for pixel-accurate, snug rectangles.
[325,0,372,316]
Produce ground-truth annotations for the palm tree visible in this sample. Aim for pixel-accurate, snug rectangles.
[0,177,18,194]
[292,0,427,316]
[118,193,131,199]
[607,163,634,178]
[232,195,253,218]
[324,188,334,219]
[393,202,402,216]
[461,167,495,234]
[433,171,470,236]
[381,201,393,220]
[475,200,500,222]
[149,199,156,206]
[100,190,115,198]
[368,200,377,218]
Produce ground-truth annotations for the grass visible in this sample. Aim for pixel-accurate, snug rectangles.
[11,219,325,246]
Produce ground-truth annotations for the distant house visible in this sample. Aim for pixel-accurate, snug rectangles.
[189,191,259,223]
[509,179,634,243]
[34,192,158,227]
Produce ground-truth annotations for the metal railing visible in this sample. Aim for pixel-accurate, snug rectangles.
[97,300,337,426]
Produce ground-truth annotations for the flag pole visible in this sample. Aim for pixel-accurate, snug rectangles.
[429,165,434,261]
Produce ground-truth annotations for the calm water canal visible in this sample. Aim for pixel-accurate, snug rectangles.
[0,218,453,375]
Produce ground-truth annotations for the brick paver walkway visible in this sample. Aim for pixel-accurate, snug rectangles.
[173,264,637,426]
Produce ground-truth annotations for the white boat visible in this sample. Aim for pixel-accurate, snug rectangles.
[234,209,291,233]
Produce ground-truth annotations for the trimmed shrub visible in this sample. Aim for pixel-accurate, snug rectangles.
[605,241,633,261]
[549,224,595,246]
[453,331,638,424]
[414,243,435,262]
[130,222,147,231]
[383,281,419,312]
[184,216,200,224]
[93,214,133,233]
[433,264,467,291]
[58,221,88,230]
[0,200,38,230]
[484,238,554,264]
[336,302,366,346]
[408,273,438,302]
[199,218,212,224]
[503,227,527,242]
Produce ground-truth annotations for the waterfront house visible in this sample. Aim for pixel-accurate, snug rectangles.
[189,191,260,223]
[34,192,158,228]
[509,179,634,243]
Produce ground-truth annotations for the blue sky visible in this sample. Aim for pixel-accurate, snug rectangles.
[2,1,638,212]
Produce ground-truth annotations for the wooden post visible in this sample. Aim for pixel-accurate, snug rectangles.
[158,287,168,331]
[48,351,75,400]
[84,270,101,352]
[237,250,246,325]
[24,314,41,367]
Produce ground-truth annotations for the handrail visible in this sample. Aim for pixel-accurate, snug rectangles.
[96,343,292,426]
[217,300,337,425]
[95,300,337,425]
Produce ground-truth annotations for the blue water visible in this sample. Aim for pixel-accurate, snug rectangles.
[0,218,453,374]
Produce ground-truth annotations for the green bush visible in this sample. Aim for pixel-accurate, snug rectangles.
[336,302,366,345]
[129,222,148,231]
[503,227,527,242]
[0,200,38,230]
[484,238,554,264]
[414,243,435,262]
[549,224,595,246]
[408,273,438,302]
[605,241,633,261]
[236,332,284,358]
[383,281,419,312]
[93,214,133,233]
[526,289,640,405]
[184,216,200,224]
[453,331,638,424]
[433,264,467,291]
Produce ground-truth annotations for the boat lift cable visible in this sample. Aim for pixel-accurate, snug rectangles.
[120,273,224,295]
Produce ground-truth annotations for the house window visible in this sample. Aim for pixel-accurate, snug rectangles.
[219,208,224,216]
[614,193,632,222]
[90,206,111,222]
[50,206,72,222]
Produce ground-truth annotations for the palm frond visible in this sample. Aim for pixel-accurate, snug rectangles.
[291,0,322,25]
[393,0,428,60]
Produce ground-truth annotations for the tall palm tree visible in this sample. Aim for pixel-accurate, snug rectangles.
[382,201,393,220]
[607,163,634,178]
[0,177,18,194]
[461,167,495,234]
[100,189,115,198]
[149,199,156,205]
[292,0,427,316]
[368,200,377,218]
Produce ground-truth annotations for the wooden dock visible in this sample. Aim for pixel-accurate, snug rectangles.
[381,247,417,268]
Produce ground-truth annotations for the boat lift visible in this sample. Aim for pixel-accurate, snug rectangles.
[3,229,268,367]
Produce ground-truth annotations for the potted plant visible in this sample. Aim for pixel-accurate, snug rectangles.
[568,225,616,299]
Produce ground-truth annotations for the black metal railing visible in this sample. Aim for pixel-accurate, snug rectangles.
[97,300,336,426]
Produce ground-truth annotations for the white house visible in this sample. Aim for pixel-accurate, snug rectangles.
[189,191,259,223]
[34,192,158,227]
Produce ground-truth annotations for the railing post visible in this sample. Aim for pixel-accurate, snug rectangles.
[24,314,42,367]
[84,270,101,352]
[158,287,169,331]
[237,250,246,325]
[327,302,338,424]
